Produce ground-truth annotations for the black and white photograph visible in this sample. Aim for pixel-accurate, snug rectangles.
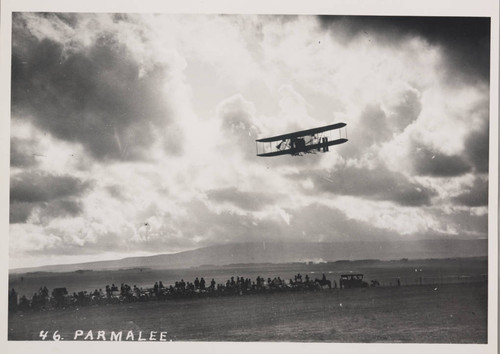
[1,0,498,352]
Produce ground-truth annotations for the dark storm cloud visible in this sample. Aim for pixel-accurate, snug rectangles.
[10,171,91,203]
[10,200,84,224]
[412,142,471,177]
[10,137,38,168]
[301,164,435,207]
[464,119,489,173]
[206,187,276,211]
[10,171,90,223]
[11,14,181,161]
[9,202,33,223]
[318,16,490,84]
[453,177,488,207]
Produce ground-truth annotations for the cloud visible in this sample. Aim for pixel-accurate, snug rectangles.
[303,164,435,207]
[387,89,423,132]
[464,119,489,173]
[11,13,181,161]
[453,177,488,207]
[335,90,423,161]
[341,104,390,158]
[412,141,471,177]
[10,137,38,168]
[10,200,84,224]
[8,14,490,267]
[216,94,262,159]
[283,202,404,242]
[173,199,404,247]
[10,171,91,223]
[432,207,488,238]
[10,171,90,203]
[9,202,33,224]
[206,187,277,211]
[317,16,490,84]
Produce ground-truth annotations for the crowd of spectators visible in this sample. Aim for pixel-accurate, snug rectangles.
[9,273,336,312]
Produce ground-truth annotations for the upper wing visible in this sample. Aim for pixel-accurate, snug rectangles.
[256,123,347,143]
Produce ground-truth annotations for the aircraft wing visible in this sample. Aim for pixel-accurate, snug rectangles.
[256,123,346,143]
[257,138,348,157]
[304,138,348,151]
[256,150,294,157]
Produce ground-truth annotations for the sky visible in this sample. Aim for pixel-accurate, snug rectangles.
[9,13,491,269]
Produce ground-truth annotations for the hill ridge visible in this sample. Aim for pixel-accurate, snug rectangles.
[10,239,487,274]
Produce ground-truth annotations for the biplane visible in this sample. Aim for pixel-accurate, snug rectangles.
[255,123,348,157]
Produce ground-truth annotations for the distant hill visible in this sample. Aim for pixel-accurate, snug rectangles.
[10,239,488,274]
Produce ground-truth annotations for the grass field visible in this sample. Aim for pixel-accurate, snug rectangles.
[8,282,487,343]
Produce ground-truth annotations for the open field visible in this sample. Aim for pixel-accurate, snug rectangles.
[9,258,488,342]
[9,282,487,342]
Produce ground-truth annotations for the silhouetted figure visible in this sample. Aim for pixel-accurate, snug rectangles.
[18,295,29,311]
[52,288,68,308]
[9,288,18,313]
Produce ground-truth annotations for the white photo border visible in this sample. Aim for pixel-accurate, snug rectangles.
[0,1,498,354]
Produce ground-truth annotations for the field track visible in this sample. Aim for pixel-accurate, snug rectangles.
[9,282,487,342]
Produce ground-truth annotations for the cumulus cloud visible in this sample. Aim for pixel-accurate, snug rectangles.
[11,200,84,224]
[10,171,91,223]
[431,207,488,238]
[464,119,489,173]
[387,89,423,132]
[11,13,181,161]
[341,104,391,158]
[216,94,262,159]
[412,141,471,177]
[218,94,260,138]
[11,171,90,203]
[8,13,491,267]
[318,16,490,84]
[453,177,488,207]
[302,164,435,207]
[9,202,33,224]
[10,137,38,168]
[206,187,276,211]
